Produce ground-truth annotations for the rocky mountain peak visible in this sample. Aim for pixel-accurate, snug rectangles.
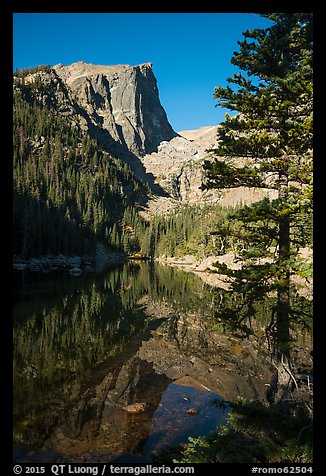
[53,61,177,157]
[14,62,276,214]
[53,61,154,82]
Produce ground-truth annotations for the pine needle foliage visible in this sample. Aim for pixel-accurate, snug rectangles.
[203,13,313,401]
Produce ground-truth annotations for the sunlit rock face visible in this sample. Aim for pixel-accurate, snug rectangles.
[54,61,177,157]
[17,62,277,209]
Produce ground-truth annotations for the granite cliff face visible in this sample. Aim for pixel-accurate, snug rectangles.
[18,61,276,212]
[141,126,219,203]
[54,61,177,157]
[138,125,277,217]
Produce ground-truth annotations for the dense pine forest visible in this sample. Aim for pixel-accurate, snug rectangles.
[13,72,151,258]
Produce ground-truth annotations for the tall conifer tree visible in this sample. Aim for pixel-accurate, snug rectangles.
[204,13,313,402]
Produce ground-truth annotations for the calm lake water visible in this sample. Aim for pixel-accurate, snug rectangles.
[13,261,235,463]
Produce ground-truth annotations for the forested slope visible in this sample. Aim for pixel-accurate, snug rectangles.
[13,70,151,258]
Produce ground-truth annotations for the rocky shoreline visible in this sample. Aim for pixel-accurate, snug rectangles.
[13,245,312,299]
[157,248,313,298]
[13,244,124,275]
[157,253,238,290]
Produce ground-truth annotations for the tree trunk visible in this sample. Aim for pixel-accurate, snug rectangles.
[268,199,293,404]
[270,351,293,404]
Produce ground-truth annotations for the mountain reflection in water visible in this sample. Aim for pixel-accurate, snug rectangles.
[13,261,269,463]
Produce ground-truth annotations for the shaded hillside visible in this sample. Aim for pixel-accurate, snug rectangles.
[13,67,151,258]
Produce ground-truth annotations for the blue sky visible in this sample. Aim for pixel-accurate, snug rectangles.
[13,13,272,131]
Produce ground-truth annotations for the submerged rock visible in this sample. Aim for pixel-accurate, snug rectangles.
[122,402,148,414]
[186,408,199,415]
[69,267,82,276]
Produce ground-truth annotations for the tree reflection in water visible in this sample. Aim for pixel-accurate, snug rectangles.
[13,261,310,462]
